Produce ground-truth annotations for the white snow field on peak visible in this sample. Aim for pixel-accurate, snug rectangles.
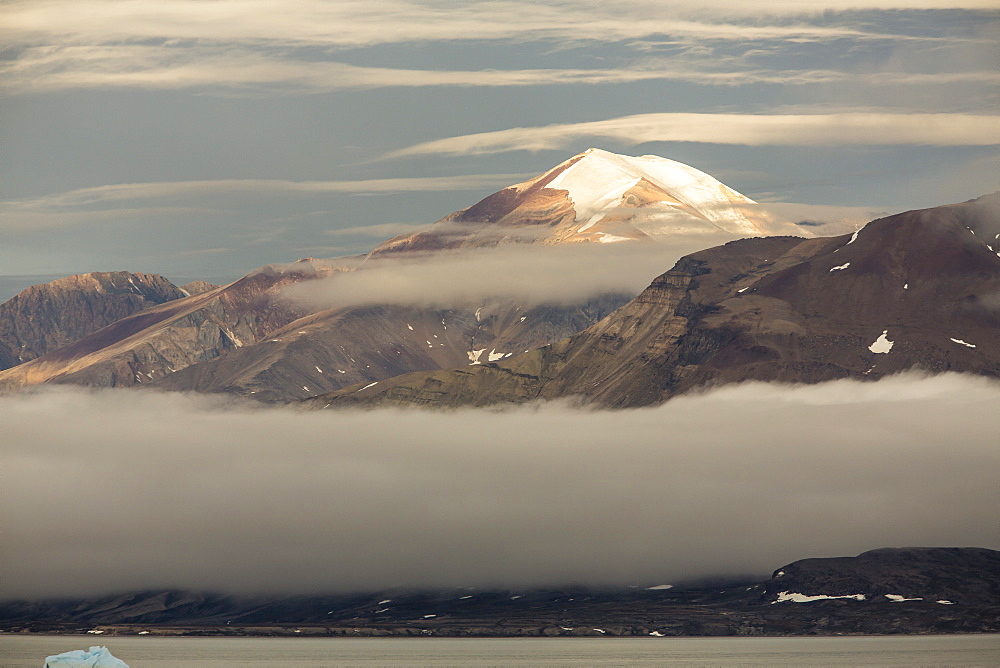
[542,148,768,237]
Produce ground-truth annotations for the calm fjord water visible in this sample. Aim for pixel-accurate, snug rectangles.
[3,634,1000,667]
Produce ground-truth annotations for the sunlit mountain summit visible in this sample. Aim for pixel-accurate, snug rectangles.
[373,147,796,254]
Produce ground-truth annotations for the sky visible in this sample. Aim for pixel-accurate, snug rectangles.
[1,0,998,296]
[3,373,998,598]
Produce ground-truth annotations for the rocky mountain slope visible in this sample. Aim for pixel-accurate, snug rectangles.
[3,548,996,636]
[148,296,628,402]
[0,272,185,371]
[311,193,1000,409]
[0,150,781,401]
[0,260,340,392]
[0,261,629,401]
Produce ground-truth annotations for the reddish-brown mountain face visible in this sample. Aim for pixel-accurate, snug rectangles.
[0,261,336,392]
[311,193,1000,409]
[0,150,782,401]
[0,272,185,371]
[5,152,993,407]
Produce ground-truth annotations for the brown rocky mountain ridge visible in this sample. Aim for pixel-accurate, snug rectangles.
[0,149,787,401]
[310,193,1000,410]
[1,150,994,406]
[0,261,632,401]
[0,272,186,372]
[0,261,335,393]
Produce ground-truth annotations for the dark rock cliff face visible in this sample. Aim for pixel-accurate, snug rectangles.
[762,547,1000,607]
[0,272,185,371]
[3,548,995,636]
[310,194,1000,410]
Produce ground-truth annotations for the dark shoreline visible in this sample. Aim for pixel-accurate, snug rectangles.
[8,600,999,639]
[6,627,1000,638]
[6,548,997,638]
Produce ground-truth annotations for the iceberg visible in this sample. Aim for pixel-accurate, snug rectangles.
[44,646,129,668]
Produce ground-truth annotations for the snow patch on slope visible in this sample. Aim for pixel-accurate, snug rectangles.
[869,330,894,354]
[597,232,631,243]
[885,594,923,602]
[772,591,866,604]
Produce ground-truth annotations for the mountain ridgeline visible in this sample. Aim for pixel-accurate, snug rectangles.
[310,192,1000,409]
[0,149,996,407]
[0,149,789,401]
[0,272,186,372]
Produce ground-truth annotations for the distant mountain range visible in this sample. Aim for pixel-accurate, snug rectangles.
[0,149,800,401]
[3,547,997,636]
[312,191,1000,409]
[0,151,996,407]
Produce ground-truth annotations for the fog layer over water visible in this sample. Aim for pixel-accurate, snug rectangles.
[2,373,997,599]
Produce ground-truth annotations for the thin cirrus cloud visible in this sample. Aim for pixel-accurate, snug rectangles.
[5,1,987,49]
[2,1,994,95]
[385,112,1000,158]
[7,46,996,96]
[0,175,530,232]
[324,222,432,239]
[0,46,856,95]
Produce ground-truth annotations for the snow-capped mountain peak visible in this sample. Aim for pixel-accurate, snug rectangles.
[540,148,765,238]
[372,148,792,256]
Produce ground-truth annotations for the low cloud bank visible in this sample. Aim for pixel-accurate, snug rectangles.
[2,373,997,598]
[284,234,738,309]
